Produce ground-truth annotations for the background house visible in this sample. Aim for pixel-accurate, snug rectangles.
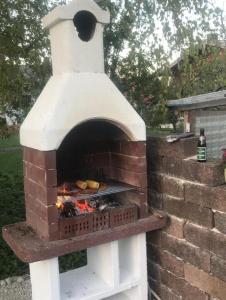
[167,90,226,159]
[169,35,226,99]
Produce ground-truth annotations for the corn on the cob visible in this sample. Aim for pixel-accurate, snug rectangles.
[75,180,87,190]
[86,180,100,189]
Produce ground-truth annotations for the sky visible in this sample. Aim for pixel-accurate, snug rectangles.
[168,0,226,63]
[216,0,226,11]
[65,0,226,64]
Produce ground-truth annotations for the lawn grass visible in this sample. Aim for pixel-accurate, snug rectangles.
[147,127,173,136]
[0,134,20,148]
[0,137,86,279]
[0,150,28,279]
[147,127,184,136]
[0,151,23,175]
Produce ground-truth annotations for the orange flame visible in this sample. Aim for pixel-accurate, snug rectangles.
[75,200,94,213]
[56,197,64,209]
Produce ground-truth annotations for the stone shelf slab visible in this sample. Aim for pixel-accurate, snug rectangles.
[2,215,166,263]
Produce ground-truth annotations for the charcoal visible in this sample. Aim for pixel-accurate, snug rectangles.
[60,202,78,218]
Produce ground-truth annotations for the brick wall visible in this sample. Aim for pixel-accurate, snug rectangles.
[23,141,148,241]
[147,136,226,300]
[23,147,59,241]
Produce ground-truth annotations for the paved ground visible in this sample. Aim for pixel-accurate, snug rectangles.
[0,275,157,300]
[0,275,31,300]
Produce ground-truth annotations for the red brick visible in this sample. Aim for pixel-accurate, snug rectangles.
[185,183,226,212]
[149,173,184,198]
[109,167,147,187]
[26,208,59,241]
[82,152,110,169]
[26,208,37,232]
[164,196,213,228]
[23,147,56,169]
[117,189,147,204]
[147,136,198,159]
[119,141,146,156]
[211,255,226,282]
[117,188,148,218]
[36,217,59,241]
[185,222,226,261]
[24,178,57,206]
[185,263,226,300]
[161,233,211,272]
[45,169,57,187]
[25,163,57,187]
[161,268,209,300]
[25,162,45,186]
[111,153,146,173]
[25,194,58,224]
[139,203,149,218]
[164,215,185,239]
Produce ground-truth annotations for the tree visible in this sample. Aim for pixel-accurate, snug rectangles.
[169,42,226,100]
[0,0,59,122]
[0,0,225,125]
[98,0,225,127]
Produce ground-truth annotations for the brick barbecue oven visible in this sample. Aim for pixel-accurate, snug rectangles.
[2,1,166,299]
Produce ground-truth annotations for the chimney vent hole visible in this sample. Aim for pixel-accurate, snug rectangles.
[73,11,97,42]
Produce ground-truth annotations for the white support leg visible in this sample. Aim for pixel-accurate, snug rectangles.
[135,233,148,300]
[29,233,148,300]
[87,240,120,287]
[29,257,60,300]
[118,233,148,300]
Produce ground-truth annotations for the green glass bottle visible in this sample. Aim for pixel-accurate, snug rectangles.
[197,128,207,162]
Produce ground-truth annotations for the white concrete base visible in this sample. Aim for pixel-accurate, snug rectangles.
[29,233,148,300]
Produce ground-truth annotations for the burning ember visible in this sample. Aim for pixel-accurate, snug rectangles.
[56,180,121,218]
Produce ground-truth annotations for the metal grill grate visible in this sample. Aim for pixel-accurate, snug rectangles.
[58,181,136,201]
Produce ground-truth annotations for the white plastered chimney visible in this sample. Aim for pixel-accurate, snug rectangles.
[20,0,146,151]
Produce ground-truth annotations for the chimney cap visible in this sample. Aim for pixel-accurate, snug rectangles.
[43,0,110,29]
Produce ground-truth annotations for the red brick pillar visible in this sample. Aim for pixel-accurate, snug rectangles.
[23,147,59,241]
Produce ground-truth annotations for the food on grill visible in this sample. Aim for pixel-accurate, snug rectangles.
[75,180,87,190]
[86,180,100,189]
[56,197,64,209]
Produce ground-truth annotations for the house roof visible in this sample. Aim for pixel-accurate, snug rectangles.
[170,39,226,70]
[167,90,226,111]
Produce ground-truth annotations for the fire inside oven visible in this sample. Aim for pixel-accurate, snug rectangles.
[55,120,140,239]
